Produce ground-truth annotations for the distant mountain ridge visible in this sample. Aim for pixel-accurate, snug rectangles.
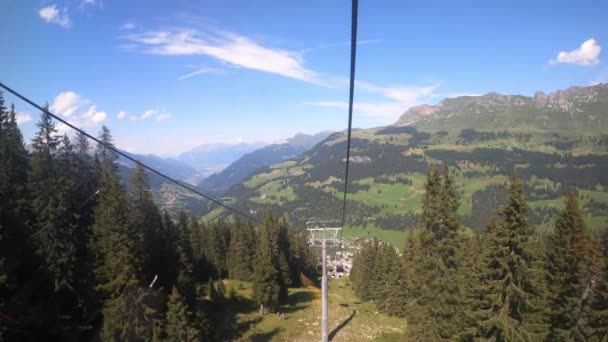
[118,151,201,184]
[397,83,608,132]
[198,131,334,196]
[177,142,267,175]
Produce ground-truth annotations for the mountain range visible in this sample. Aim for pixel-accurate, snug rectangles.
[117,131,334,216]
[197,131,333,196]
[200,83,608,245]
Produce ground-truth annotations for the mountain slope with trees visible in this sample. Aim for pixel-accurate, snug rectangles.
[205,84,608,243]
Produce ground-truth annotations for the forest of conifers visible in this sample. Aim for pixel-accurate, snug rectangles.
[0,94,316,341]
[2,91,608,341]
[350,167,608,341]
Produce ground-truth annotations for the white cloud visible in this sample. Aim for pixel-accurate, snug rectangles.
[445,92,482,98]
[120,21,137,30]
[81,0,97,6]
[15,112,32,125]
[306,101,408,120]
[301,39,381,54]
[127,109,172,122]
[178,67,222,80]
[141,109,158,120]
[307,82,440,122]
[117,111,127,119]
[123,28,325,85]
[50,91,88,117]
[81,105,107,125]
[549,38,601,66]
[50,91,107,135]
[38,5,71,28]
[156,113,172,122]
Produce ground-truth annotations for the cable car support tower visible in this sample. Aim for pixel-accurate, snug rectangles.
[307,222,342,342]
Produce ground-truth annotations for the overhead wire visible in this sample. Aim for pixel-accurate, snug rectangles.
[339,0,359,244]
[0,81,264,225]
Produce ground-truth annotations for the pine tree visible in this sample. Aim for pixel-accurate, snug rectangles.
[101,286,164,341]
[175,210,195,306]
[404,165,469,340]
[91,126,143,298]
[351,239,379,301]
[159,211,178,289]
[74,131,97,229]
[164,287,201,342]
[28,112,80,294]
[251,213,282,310]
[474,174,548,341]
[0,94,31,339]
[189,219,209,282]
[377,244,407,317]
[546,193,595,340]
[227,220,257,281]
[585,232,608,340]
[130,164,165,284]
[276,216,293,302]
[206,221,230,279]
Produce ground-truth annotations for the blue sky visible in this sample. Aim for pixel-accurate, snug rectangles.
[2,0,607,156]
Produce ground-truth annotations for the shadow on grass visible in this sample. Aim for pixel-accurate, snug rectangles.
[250,328,281,341]
[215,296,261,341]
[281,290,313,314]
[329,310,357,341]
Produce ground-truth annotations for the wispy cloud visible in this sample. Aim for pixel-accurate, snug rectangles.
[117,111,127,119]
[445,92,482,98]
[549,38,601,66]
[156,113,172,122]
[122,25,439,124]
[178,66,222,80]
[301,39,381,54]
[16,112,32,125]
[307,82,440,122]
[123,28,326,85]
[128,109,172,122]
[80,0,99,7]
[38,5,71,28]
[141,109,158,120]
[120,21,137,30]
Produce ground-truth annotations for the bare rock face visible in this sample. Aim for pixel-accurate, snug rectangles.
[397,104,440,125]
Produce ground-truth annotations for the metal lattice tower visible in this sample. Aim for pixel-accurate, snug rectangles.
[306,221,342,342]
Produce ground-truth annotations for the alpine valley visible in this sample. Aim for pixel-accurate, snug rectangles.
[192,84,608,246]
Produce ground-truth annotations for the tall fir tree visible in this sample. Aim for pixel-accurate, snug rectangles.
[405,165,469,340]
[175,210,195,306]
[100,286,164,342]
[474,174,548,341]
[227,219,257,281]
[163,287,201,342]
[546,193,596,340]
[585,231,608,340]
[130,164,165,284]
[28,111,80,295]
[206,221,230,279]
[0,94,31,339]
[91,125,143,298]
[251,213,282,310]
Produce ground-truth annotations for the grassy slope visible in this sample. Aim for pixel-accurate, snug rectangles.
[210,126,608,247]
[219,279,406,341]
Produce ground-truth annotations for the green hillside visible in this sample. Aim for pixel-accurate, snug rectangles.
[202,84,608,246]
